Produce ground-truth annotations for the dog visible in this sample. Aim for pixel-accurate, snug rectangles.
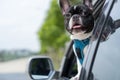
[59,0,94,79]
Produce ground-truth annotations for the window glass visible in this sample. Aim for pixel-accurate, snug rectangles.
[92,0,120,80]
[68,58,77,78]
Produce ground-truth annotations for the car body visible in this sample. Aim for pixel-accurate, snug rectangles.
[27,0,120,80]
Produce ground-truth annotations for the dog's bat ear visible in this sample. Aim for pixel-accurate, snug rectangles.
[59,0,70,15]
[83,0,93,10]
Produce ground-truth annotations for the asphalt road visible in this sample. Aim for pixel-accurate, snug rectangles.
[0,57,31,80]
[0,73,28,80]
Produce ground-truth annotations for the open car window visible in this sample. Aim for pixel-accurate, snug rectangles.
[60,0,107,79]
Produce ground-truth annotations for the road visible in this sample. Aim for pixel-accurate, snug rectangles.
[0,57,31,80]
[0,73,28,80]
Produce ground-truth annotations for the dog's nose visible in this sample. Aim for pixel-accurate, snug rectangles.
[73,15,79,21]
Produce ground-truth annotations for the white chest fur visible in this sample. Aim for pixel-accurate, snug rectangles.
[70,32,92,40]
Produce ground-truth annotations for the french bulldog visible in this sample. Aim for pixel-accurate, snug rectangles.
[59,0,94,79]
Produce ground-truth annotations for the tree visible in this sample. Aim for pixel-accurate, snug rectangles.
[70,0,82,5]
[38,0,70,54]
[38,0,82,69]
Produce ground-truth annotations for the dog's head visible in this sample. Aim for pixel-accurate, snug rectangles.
[59,0,94,39]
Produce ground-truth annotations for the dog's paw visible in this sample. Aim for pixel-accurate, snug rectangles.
[70,75,79,80]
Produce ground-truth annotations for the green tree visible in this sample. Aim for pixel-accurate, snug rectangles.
[70,0,82,5]
[38,0,69,54]
[38,0,82,69]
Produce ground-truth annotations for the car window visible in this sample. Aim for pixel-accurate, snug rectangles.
[91,0,120,80]
[67,57,78,78]
[60,43,78,79]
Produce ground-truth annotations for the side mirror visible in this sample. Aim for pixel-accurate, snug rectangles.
[27,56,55,80]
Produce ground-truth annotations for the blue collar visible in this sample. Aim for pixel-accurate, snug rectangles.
[73,38,90,64]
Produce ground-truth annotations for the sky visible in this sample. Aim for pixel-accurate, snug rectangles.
[0,0,51,51]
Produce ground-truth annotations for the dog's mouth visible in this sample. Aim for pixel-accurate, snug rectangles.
[71,24,86,34]
[72,24,82,29]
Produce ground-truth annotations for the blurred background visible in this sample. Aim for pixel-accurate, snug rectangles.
[0,0,80,80]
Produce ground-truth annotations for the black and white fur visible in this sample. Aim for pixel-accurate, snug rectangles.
[59,0,94,79]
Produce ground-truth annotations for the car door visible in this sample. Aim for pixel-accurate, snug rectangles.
[80,0,120,80]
